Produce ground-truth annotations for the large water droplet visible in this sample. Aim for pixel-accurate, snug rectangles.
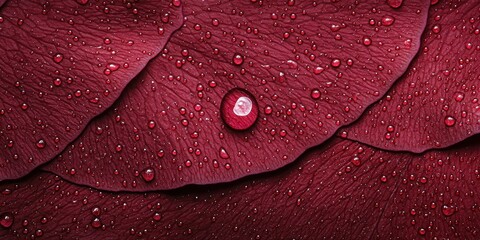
[220,88,259,130]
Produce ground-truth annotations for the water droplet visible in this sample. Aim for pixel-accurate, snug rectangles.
[172,0,181,7]
[52,53,64,63]
[454,92,465,102]
[442,205,455,216]
[444,116,456,127]
[76,0,89,5]
[232,53,244,66]
[91,206,101,216]
[153,212,162,221]
[310,89,321,99]
[148,120,156,129]
[36,139,46,149]
[141,168,155,182]
[386,0,403,8]
[362,36,372,46]
[219,147,230,159]
[0,212,13,228]
[91,218,102,228]
[313,66,324,75]
[381,16,395,26]
[220,88,259,130]
[331,58,341,68]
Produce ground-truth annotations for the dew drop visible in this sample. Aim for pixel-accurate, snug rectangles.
[362,36,372,46]
[76,0,89,5]
[52,53,64,63]
[153,212,162,221]
[381,16,395,26]
[442,205,455,216]
[331,58,341,68]
[232,53,244,66]
[91,206,101,216]
[386,0,403,8]
[310,89,321,99]
[36,139,46,149]
[91,218,102,228]
[444,116,456,127]
[0,212,13,228]
[219,147,230,159]
[148,120,156,129]
[313,66,324,75]
[141,168,155,182]
[172,0,181,7]
[454,92,465,102]
[220,88,259,130]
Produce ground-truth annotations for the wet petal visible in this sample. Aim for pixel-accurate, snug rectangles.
[343,0,480,152]
[4,137,480,238]
[0,0,183,180]
[44,0,429,190]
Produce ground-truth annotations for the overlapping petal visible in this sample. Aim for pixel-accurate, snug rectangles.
[0,0,183,180]
[343,0,480,152]
[3,137,480,239]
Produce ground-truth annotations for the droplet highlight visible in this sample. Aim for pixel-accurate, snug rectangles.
[221,88,259,130]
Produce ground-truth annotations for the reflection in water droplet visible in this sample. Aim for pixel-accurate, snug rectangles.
[221,88,259,130]
[233,97,252,116]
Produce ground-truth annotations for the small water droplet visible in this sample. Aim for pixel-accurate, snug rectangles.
[444,116,456,127]
[148,120,156,129]
[442,205,455,216]
[153,212,162,221]
[381,16,395,26]
[331,58,341,68]
[141,168,155,182]
[310,89,321,99]
[220,88,259,130]
[219,147,229,159]
[432,25,441,34]
[362,36,372,46]
[52,53,64,63]
[91,206,101,216]
[232,53,244,66]
[76,0,89,5]
[172,0,181,7]
[0,212,14,228]
[36,139,46,149]
[91,218,102,228]
[454,92,465,102]
[386,0,403,8]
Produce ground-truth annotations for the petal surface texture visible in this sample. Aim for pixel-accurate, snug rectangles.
[343,0,480,152]
[44,0,429,190]
[0,0,183,180]
[3,137,480,239]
